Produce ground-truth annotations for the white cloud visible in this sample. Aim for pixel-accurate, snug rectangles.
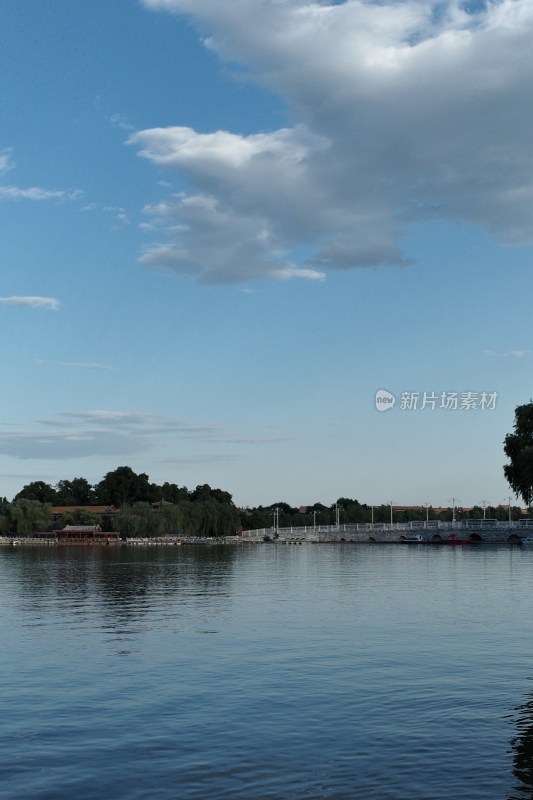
[273,266,325,281]
[0,149,15,174]
[135,0,533,283]
[58,362,115,371]
[131,127,330,282]
[484,349,532,358]
[0,148,81,202]
[103,205,131,225]
[0,185,80,201]
[0,296,60,310]
[109,112,135,131]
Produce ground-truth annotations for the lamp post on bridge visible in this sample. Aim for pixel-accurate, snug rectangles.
[448,498,459,525]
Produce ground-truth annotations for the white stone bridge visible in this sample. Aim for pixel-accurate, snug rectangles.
[242,519,533,544]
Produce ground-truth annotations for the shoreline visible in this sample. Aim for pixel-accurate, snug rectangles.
[1,533,530,547]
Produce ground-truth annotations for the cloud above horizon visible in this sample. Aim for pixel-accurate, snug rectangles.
[0,147,81,202]
[0,410,293,460]
[484,349,532,358]
[132,0,533,284]
[0,296,60,310]
[0,186,80,202]
[58,362,114,371]
[0,148,15,174]
[36,360,115,371]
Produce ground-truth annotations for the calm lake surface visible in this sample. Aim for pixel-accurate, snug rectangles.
[2,543,533,800]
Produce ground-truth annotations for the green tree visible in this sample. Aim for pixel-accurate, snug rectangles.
[61,510,99,527]
[335,497,364,523]
[55,477,94,505]
[161,482,188,504]
[95,466,152,507]
[0,498,11,534]
[209,488,233,504]
[158,503,184,535]
[6,499,52,534]
[180,501,202,536]
[504,402,533,506]
[191,484,213,502]
[14,481,57,504]
[114,502,157,537]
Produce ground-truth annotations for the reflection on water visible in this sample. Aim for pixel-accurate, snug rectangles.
[2,543,533,799]
[510,691,533,799]
[1,544,240,653]
[2,544,238,604]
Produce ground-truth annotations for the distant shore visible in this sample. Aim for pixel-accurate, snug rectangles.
[2,524,532,547]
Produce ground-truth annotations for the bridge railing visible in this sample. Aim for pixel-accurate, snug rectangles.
[242,518,533,539]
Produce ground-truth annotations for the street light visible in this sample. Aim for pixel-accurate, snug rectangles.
[479,500,489,521]
[506,496,513,525]
[448,498,459,525]
[389,500,394,526]
[423,503,430,523]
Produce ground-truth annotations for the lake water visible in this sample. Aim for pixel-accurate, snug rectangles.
[1,543,533,800]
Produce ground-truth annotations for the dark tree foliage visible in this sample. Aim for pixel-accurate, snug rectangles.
[504,402,533,505]
[1,499,53,534]
[190,484,233,504]
[4,466,242,537]
[55,478,94,505]
[14,481,57,504]
[61,510,99,527]
[111,497,240,537]
[160,482,188,504]
[95,467,153,507]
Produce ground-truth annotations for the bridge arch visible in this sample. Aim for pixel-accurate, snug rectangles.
[469,533,483,542]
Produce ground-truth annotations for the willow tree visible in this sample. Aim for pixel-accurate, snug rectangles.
[4,500,53,535]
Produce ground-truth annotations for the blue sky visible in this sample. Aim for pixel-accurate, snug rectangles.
[1,0,532,508]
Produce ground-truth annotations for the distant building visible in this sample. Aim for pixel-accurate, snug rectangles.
[51,524,119,542]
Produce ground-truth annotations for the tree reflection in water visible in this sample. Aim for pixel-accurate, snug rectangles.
[509,692,533,799]
[2,543,239,620]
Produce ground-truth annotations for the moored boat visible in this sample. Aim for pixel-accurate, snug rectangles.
[400,534,426,543]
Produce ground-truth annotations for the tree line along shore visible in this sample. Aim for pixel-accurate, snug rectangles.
[0,465,526,538]
[2,401,533,537]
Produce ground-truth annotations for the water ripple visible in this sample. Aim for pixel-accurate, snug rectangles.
[1,544,532,798]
